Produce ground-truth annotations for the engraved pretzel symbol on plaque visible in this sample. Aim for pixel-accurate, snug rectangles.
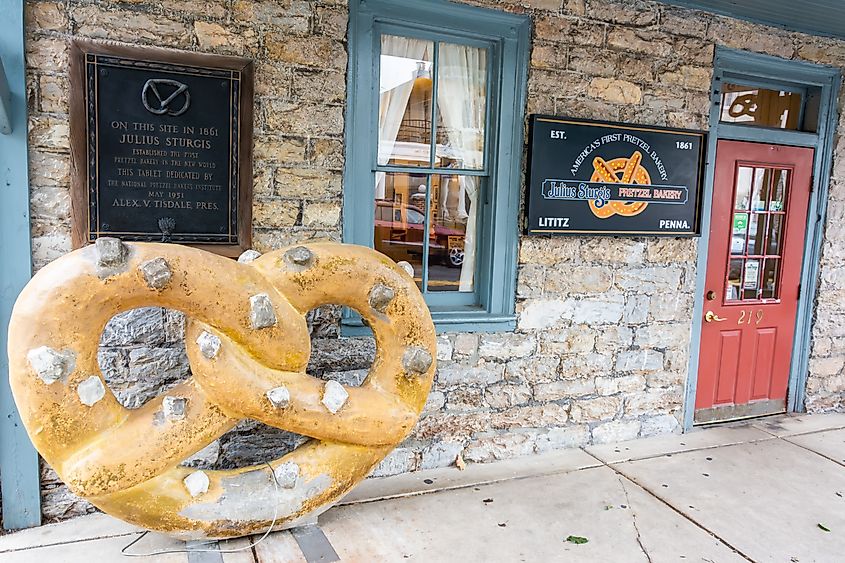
[8,240,436,539]
[588,150,651,219]
[142,78,191,117]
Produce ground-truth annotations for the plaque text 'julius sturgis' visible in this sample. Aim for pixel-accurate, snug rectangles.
[81,50,250,245]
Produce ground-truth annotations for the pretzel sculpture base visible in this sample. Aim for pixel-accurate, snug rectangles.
[8,240,436,539]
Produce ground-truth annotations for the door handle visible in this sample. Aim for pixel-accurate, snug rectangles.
[704,310,727,322]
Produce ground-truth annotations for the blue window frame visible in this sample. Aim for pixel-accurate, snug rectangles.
[343,0,530,334]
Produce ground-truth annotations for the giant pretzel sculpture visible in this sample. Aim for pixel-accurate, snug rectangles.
[8,239,436,539]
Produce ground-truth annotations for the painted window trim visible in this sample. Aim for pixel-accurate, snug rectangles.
[342,0,530,334]
[0,0,41,530]
[683,46,841,431]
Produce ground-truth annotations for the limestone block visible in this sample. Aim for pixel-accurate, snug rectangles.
[615,349,664,373]
[479,333,537,360]
[370,448,417,477]
[591,419,641,444]
[569,396,621,422]
[595,374,646,396]
[534,378,595,401]
[302,201,341,228]
[640,414,681,437]
[275,167,343,199]
[420,441,464,470]
[572,294,626,325]
[624,388,682,417]
[535,425,590,452]
[484,383,532,409]
[517,299,574,330]
[436,336,453,362]
[437,362,504,385]
[544,265,613,294]
[101,308,165,347]
[505,355,561,384]
[463,431,537,463]
[492,404,570,429]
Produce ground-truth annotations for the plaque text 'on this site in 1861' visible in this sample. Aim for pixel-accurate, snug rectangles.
[69,41,254,255]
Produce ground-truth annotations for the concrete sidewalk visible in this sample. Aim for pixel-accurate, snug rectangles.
[3,413,845,562]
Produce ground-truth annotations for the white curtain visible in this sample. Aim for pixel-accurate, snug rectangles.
[375,36,429,199]
[436,43,487,292]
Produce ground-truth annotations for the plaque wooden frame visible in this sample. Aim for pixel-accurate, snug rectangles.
[69,39,254,258]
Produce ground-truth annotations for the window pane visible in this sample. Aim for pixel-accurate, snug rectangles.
[767,214,785,257]
[751,167,771,211]
[761,259,781,300]
[743,258,761,300]
[746,213,766,256]
[770,169,789,212]
[374,172,428,290]
[731,212,748,255]
[734,166,753,210]
[427,175,478,293]
[727,258,743,301]
[434,42,487,170]
[720,83,802,130]
[378,35,434,168]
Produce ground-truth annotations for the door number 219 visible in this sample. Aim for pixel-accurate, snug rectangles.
[737,310,763,325]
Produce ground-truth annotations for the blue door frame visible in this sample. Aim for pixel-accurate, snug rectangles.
[683,47,842,430]
[0,0,41,530]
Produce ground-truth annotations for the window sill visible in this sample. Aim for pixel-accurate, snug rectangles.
[340,309,516,336]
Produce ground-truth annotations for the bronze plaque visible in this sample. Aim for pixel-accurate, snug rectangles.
[70,41,253,256]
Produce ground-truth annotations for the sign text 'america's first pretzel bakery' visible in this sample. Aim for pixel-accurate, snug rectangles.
[526,116,706,236]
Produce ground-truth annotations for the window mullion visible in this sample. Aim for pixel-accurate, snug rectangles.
[429,42,440,169]
[421,174,433,294]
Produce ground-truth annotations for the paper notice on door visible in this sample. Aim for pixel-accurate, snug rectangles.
[744,260,760,290]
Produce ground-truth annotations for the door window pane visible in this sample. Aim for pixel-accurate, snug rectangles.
[751,168,771,211]
[720,83,802,130]
[434,42,487,170]
[745,213,767,256]
[427,175,477,292]
[761,259,781,300]
[731,212,748,255]
[378,36,434,168]
[767,214,785,257]
[727,258,743,301]
[374,172,428,290]
[770,169,789,211]
[743,259,761,300]
[734,166,753,210]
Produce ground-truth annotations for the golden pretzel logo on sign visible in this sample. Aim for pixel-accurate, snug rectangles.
[588,150,651,219]
[8,240,436,539]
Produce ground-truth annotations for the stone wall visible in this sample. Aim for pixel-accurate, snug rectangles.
[22,0,845,522]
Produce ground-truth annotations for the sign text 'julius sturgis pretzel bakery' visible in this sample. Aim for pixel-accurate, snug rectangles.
[526,116,706,236]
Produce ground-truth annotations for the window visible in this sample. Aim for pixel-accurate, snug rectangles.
[344,0,530,333]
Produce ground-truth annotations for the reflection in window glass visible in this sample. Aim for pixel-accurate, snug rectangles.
[751,168,771,211]
[771,169,789,211]
[374,172,428,291]
[767,214,784,257]
[745,213,767,256]
[731,212,748,255]
[427,175,476,292]
[378,36,434,168]
[434,43,487,170]
[743,259,761,300]
[761,259,781,300]
[734,166,753,210]
[374,33,489,298]
[720,83,802,130]
[727,258,743,301]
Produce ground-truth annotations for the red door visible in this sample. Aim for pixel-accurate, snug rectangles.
[695,140,814,423]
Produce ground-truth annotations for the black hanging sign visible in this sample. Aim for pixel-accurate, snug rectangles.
[525,115,706,236]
